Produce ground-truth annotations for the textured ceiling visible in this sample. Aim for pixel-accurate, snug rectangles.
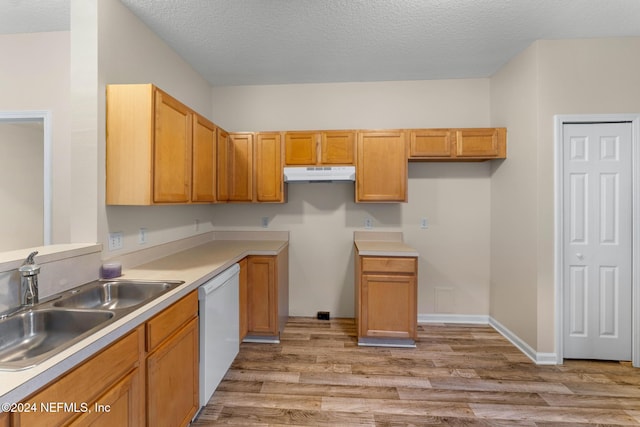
[3,0,640,86]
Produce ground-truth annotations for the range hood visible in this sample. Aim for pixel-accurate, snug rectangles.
[284,166,356,183]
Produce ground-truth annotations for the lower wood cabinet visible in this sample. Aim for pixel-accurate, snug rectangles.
[243,247,289,341]
[355,252,417,344]
[146,292,199,427]
[147,318,199,427]
[11,291,199,427]
[12,326,145,427]
[69,370,141,427]
[238,257,249,341]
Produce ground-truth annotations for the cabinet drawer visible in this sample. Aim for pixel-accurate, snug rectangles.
[361,257,416,274]
[14,327,141,427]
[146,291,198,352]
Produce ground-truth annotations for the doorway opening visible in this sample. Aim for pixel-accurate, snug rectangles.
[0,111,52,249]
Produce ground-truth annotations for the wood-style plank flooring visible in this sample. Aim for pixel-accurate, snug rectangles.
[192,317,640,426]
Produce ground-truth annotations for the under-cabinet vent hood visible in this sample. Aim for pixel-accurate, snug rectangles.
[284,166,356,183]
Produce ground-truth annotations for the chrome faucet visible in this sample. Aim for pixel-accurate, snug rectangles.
[19,251,40,306]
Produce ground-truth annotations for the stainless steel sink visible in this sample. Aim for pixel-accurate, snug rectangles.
[0,309,115,370]
[53,280,181,311]
[0,279,184,370]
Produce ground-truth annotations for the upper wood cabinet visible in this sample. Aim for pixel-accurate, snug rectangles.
[227,132,254,202]
[192,114,217,203]
[216,127,230,201]
[284,131,355,166]
[218,132,285,203]
[284,132,316,165]
[409,127,506,160]
[356,131,408,202]
[106,84,218,205]
[255,132,284,202]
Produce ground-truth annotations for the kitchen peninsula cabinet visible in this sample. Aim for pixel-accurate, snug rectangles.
[356,131,408,202]
[354,233,418,346]
[146,291,199,427]
[11,292,200,427]
[106,84,219,205]
[12,327,144,427]
[244,248,289,341]
[284,131,355,165]
[409,127,506,160]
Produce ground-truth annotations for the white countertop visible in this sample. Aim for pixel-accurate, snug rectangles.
[354,231,419,257]
[0,238,287,404]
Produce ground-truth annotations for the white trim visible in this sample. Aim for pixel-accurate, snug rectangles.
[0,110,52,246]
[554,114,640,368]
[419,313,559,364]
[418,314,490,324]
[489,316,559,365]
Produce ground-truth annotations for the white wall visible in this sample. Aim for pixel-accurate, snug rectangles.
[70,0,218,255]
[0,32,70,245]
[490,37,640,354]
[489,43,540,348]
[212,80,493,317]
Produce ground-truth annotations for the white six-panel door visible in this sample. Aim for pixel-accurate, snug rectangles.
[563,122,632,361]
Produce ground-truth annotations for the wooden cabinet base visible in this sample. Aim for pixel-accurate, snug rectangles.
[355,250,417,346]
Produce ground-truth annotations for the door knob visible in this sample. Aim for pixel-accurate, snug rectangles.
[576,253,584,260]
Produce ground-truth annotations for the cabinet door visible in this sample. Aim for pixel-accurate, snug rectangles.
[69,370,143,427]
[255,133,283,202]
[0,411,8,427]
[321,131,355,165]
[13,329,141,427]
[106,84,155,205]
[153,89,192,203]
[239,257,248,341]
[455,128,506,158]
[284,132,317,165]
[192,114,216,202]
[147,317,199,427]
[409,129,453,158]
[228,133,254,202]
[216,128,230,201]
[356,131,407,202]
[360,273,416,339]
[247,256,277,335]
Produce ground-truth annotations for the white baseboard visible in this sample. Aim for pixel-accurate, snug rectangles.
[418,313,490,324]
[419,313,559,365]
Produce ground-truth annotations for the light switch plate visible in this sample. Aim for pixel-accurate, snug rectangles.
[108,232,123,251]
[364,217,373,229]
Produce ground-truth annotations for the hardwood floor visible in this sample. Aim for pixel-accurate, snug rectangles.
[193,317,640,426]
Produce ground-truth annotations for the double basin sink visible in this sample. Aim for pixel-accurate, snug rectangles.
[0,279,183,370]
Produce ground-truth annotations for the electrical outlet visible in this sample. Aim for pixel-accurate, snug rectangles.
[364,217,373,229]
[420,217,429,229]
[261,217,269,228]
[138,227,147,244]
[108,232,123,251]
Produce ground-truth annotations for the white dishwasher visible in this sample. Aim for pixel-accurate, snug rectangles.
[198,263,240,408]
